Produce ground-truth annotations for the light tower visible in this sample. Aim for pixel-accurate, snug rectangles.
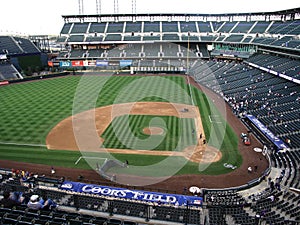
[132,0,136,14]
[114,0,119,14]
[96,0,101,14]
[78,0,84,15]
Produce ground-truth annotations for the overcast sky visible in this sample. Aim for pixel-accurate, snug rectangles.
[0,0,299,35]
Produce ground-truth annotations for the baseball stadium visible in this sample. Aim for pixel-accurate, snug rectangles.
[0,1,299,225]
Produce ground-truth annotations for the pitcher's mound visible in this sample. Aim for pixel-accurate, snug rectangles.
[143,127,165,135]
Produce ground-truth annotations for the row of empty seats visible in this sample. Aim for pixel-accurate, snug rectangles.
[246,53,300,79]
[0,172,201,225]
[0,62,21,81]
[58,33,300,51]
[0,36,40,55]
[56,43,209,59]
[190,55,300,150]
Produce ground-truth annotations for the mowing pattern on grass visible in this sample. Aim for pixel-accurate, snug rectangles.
[0,76,192,145]
[0,75,242,175]
[0,77,79,144]
[101,115,197,151]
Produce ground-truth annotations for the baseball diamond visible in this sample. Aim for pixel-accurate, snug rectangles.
[1,4,299,225]
[0,75,261,183]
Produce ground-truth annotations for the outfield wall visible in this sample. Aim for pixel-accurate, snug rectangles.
[8,71,70,84]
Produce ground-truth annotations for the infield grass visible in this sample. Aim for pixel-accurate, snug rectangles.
[101,115,197,151]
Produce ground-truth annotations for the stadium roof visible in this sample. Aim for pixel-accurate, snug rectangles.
[1,0,299,35]
[62,7,300,19]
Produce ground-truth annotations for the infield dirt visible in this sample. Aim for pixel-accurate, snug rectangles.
[46,102,221,163]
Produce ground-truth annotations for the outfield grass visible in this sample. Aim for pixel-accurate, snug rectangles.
[0,75,242,175]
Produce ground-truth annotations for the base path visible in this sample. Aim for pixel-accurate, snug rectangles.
[46,102,221,163]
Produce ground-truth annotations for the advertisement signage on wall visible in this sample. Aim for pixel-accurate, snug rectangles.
[72,61,84,67]
[60,181,203,207]
[0,81,9,86]
[53,62,60,67]
[48,61,54,67]
[87,61,96,66]
[96,60,108,67]
[59,61,72,67]
[108,61,119,66]
[120,60,133,67]
[246,114,289,150]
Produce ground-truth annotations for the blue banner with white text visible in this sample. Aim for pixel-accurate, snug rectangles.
[96,60,108,67]
[246,114,289,150]
[60,181,202,206]
[120,60,132,67]
[59,61,72,67]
